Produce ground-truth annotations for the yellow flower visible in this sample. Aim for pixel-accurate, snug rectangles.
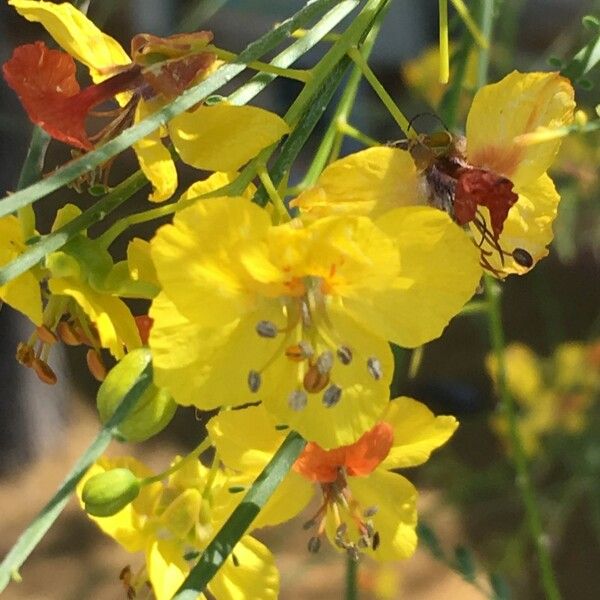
[9,0,289,201]
[293,71,575,277]
[0,215,43,325]
[208,399,458,561]
[149,197,480,448]
[78,455,279,600]
[488,341,599,455]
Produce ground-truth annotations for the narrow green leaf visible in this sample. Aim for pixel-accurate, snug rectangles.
[172,431,306,600]
[454,546,478,582]
[0,170,147,286]
[0,364,153,593]
[0,0,341,219]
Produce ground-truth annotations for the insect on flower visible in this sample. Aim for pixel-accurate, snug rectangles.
[401,125,533,274]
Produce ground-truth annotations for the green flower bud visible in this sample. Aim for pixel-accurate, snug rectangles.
[82,468,141,517]
[97,348,176,442]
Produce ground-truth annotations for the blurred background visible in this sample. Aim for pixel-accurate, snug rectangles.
[1,0,599,598]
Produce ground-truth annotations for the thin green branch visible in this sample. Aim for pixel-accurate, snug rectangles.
[172,432,306,600]
[0,365,154,592]
[484,277,561,600]
[439,0,450,83]
[345,554,358,600]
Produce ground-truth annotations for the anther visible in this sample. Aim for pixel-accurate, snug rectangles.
[307,536,321,554]
[247,370,261,393]
[16,342,35,366]
[512,247,534,268]
[255,320,278,338]
[372,531,381,551]
[285,340,314,361]
[322,384,342,408]
[366,356,383,380]
[288,389,308,411]
[300,300,312,328]
[232,553,240,567]
[316,350,334,375]
[336,346,353,365]
[32,357,57,385]
[363,506,378,518]
[303,365,329,393]
[57,321,81,346]
[87,349,107,381]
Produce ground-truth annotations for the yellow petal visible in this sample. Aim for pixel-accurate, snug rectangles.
[467,71,575,185]
[149,293,232,408]
[133,99,178,202]
[168,104,289,171]
[146,539,189,600]
[380,397,458,469]
[472,173,560,277]
[207,536,279,600]
[49,278,141,358]
[9,0,130,82]
[0,271,43,325]
[158,488,202,539]
[127,238,159,287]
[180,171,257,204]
[292,147,419,219]
[0,215,43,324]
[329,470,417,561]
[343,207,481,348]
[207,405,284,473]
[151,197,271,326]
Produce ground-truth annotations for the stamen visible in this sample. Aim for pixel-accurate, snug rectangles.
[36,325,57,344]
[512,247,533,268]
[336,346,353,365]
[288,389,308,411]
[56,321,81,346]
[32,357,57,385]
[366,356,383,380]
[255,320,278,338]
[322,384,342,408]
[316,350,334,375]
[300,299,312,328]
[303,365,329,393]
[307,536,321,554]
[372,531,381,551]
[285,340,314,361]
[363,506,378,518]
[87,349,107,381]
[247,370,261,393]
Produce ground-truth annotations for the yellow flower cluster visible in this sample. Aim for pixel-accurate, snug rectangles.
[1,1,577,597]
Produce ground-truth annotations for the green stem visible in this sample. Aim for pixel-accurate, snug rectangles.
[142,437,212,486]
[345,554,359,600]
[0,365,153,592]
[450,0,489,49]
[476,0,495,88]
[339,122,380,147]
[208,45,312,82]
[172,432,306,600]
[439,0,450,84]
[484,277,561,600]
[16,127,51,240]
[257,167,290,222]
[347,47,413,138]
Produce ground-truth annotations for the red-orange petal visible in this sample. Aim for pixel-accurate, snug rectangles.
[344,422,394,477]
[293,422,394,483]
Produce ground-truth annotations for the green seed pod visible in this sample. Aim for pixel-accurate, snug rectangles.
[82,468,141,517]
[97,348,176,442]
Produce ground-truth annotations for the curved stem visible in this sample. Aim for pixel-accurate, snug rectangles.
[484,277,561,600]
[438,0,450,84]
[345,553,358,600]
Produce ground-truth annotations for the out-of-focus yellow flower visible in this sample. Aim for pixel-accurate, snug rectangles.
[8,0,289,201]
[488,341,600,455]
[208,399,457,561]
[149,195,479,448]
[402,44,478,110]
[294,71,575,278]
[78,455,279,600]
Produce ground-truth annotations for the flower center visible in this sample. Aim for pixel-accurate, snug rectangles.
[247,276,384,411]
